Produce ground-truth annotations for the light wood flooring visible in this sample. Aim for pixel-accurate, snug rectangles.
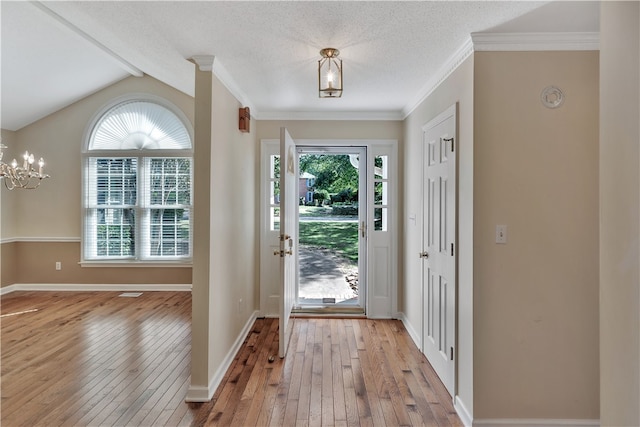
[1,291,462,426]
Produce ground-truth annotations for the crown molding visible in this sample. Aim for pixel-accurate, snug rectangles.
[190,55,215,72]
[401,31,599,118]
[402,37,474,119]
[212,60,256,114]
[190,55,256,115]
[256,110,404,121]
[470,32,600,52]
[200,32,599,122]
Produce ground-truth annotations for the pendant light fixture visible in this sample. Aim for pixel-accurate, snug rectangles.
[318,48,342,98]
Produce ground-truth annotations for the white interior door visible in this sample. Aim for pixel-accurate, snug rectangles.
[421,105,456,396]
[279,127,297,358]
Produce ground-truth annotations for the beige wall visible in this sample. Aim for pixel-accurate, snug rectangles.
[2,241,190,285]
[0,76,194,287]
[474,51,599,419]
[402,55,475,415]
[189,63,258,397]
[1,242,18,286]
[207,73,257,385]
[599,2,640,425]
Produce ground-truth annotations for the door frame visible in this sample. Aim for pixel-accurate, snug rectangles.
[259,138,398,319]
[295,145,367,311]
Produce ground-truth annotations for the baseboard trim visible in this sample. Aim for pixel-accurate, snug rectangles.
[183,384,210,403]
[455,396,473,427]
[0,283,192,295]
[400,312,475,427]
[185,310,259,402]
[474,419,600,427]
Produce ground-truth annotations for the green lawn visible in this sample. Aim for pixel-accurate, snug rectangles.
[299,221,358,264]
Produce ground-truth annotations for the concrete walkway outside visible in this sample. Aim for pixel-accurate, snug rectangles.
[298,246,358,305]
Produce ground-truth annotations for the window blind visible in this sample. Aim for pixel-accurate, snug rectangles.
[83,99,192,263]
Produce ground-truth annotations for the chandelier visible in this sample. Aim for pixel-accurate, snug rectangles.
[318,48,343,98]
[0,141,49,190]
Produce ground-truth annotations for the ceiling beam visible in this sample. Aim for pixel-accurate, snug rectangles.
[30,1,143,78]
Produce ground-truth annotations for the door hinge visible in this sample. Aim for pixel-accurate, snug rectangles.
[451,243,454,256]
[450,347,454,360]
[444,137,454,152]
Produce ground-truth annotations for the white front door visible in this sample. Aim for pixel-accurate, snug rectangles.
[421,105,457,396]
[278,128,297,358]
[259,139,398,320]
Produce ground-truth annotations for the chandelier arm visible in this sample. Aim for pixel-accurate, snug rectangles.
[0,145,50,190]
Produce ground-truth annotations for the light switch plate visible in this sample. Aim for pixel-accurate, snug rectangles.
[496,225,507,244]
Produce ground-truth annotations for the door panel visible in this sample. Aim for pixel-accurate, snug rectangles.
[422,105,456,396]
[279,128,297,358]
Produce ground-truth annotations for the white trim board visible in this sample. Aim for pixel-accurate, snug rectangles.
[248,32,601,122]
[185,311,259,402]
[403,37,474,118]
[473,420,600,427]
[455,396,473,427]
[0,283,192,295]
[470,32,600,52]
[1,237,81,244]
[402,31,598,119]
[256,110,404,121]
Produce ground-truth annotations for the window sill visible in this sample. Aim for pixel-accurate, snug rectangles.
[79,261,192,268]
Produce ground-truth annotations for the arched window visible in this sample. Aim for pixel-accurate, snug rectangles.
[83,99,193,263]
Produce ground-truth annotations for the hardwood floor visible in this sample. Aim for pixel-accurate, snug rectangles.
[1,291,193,427]
[192,317,463,427]
[1,291,462,426]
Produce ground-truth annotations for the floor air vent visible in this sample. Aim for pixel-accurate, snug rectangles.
[119,292,143,297]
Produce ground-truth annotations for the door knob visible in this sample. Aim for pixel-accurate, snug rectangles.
[419,251,429,259]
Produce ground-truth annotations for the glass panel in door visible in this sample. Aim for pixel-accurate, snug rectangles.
[296,147,366,312]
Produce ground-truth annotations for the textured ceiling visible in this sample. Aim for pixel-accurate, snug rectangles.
[1,1,599,131]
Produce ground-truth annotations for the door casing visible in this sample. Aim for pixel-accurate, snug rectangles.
[259,138,398,319]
